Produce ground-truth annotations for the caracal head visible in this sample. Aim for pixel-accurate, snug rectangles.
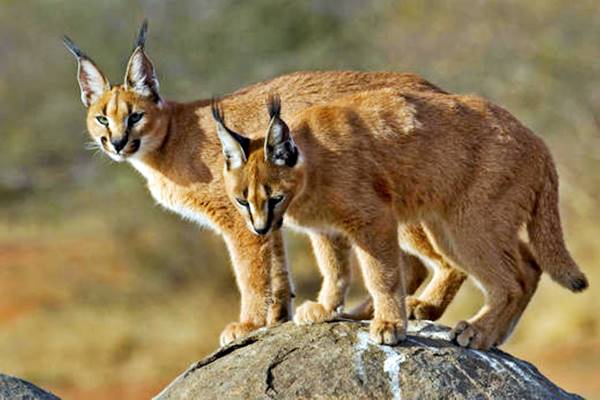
[212,96,305,236]
[63,20,168,162]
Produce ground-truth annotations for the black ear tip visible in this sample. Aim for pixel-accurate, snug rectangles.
[141,18,149,35]
[211,98,225,125]
[61,35,71,48]
[62,35,84,58]
[267,94,281,119]
[135,19,149,49]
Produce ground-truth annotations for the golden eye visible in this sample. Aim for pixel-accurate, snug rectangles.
[96,115,109,126]
[236,198,249,207]
[128,112,144,126]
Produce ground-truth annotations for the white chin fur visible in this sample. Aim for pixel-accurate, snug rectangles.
[106,152,126,162]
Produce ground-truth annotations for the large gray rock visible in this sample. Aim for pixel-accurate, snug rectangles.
[155,320,582,400]
[0,374,60,400]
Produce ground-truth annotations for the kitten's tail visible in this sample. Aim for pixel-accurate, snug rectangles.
[528,156,588,292]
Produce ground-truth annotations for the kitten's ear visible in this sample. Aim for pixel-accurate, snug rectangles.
[211,100,250,170]
[264,95,298,167]
[62,35,110,107]
[124,20,162,103]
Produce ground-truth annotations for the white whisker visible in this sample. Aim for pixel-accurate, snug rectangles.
[84,140,100,151]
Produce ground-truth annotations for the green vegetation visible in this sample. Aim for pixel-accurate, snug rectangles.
[0,1,599,398]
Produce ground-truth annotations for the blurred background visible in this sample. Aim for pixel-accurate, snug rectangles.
[0,0,598,398]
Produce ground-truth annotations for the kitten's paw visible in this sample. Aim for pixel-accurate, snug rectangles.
[219,321,260,346]
[449,320,496,350]
[293,301,335,325]
[407,297,444,321]
[369,319,406,345]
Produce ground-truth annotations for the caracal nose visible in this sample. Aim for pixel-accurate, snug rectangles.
[111,136,128,153]
[253,225,270,236]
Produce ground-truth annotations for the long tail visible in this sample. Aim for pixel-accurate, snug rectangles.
[527,157,588,292]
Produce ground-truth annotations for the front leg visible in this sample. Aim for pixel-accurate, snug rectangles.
[353,214,407,345]
[267,229,295,325]
[221,226,272,346]
[342,251,430,321]
[294,232,352,325]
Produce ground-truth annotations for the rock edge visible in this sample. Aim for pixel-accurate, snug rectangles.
[0,374,60,400]
[154,320,583,400]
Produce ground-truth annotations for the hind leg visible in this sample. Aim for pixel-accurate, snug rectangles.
[400,224,467,321]
[403,251,431,295]
[450,264,524,349]
[406,262,467,321]
[424,219,525,350]
[494,241,541,345]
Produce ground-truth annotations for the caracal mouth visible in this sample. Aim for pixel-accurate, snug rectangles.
[105,139,142,162]
[127,139,142,154]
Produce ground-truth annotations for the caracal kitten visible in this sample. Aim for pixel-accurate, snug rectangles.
[213,92,587,349]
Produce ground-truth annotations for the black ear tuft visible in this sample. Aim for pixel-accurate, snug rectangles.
[267,94,281,120]
[211,98,226,126]
[264,96,298,168]
[62,35,87,59]
[211,99,251,164]
[62,35,109,106]
[135,19,149,50]
[124,24,161,103]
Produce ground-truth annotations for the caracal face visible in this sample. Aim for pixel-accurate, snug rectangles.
[213,99,305,236]
[85,86,166,162]
[64,21,168,162]
[224,148,303,236]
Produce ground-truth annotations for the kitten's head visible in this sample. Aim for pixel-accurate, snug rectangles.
[212,96,305,236]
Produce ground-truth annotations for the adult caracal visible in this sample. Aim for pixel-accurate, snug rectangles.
[63,21,457,345]
[214,91,588,349]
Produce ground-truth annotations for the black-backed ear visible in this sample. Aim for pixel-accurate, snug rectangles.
[211,100,250,170]
[264,95,298,167]
[124,20,161,103]
[63,35,110,107]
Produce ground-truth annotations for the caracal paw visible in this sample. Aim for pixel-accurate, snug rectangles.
[450,320,496,350]
[219,321,260,346]
[407,296,444,321]
[293,301,335,325]
[369,318,406,345]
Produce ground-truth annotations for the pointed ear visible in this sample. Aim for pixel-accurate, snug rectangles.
[124,20,161,103]
[63,35,110,107]
[211,100,250,170]
[264,95,298,167]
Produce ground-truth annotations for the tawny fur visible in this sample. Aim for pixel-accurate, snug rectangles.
[64,23,464,345]
[216,89,588,349]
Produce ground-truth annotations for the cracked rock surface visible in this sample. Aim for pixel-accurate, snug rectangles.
[154,320,583,400]
[0,374,60,400]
